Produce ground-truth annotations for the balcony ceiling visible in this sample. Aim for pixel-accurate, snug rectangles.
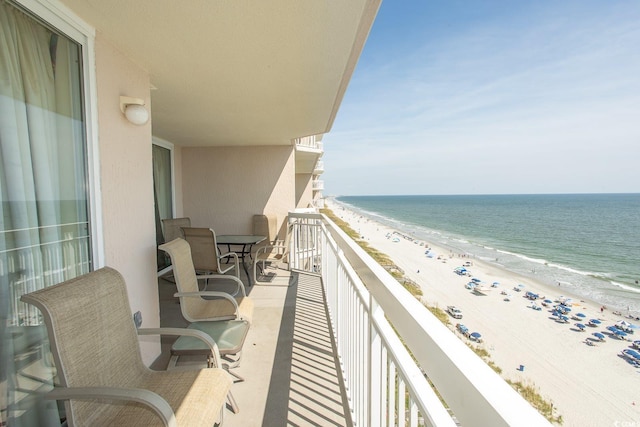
[60,0,380,147]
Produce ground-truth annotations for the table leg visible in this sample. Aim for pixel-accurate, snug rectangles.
[240,244,252,286]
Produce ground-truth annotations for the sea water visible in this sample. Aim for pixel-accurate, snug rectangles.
[335,194,640,315]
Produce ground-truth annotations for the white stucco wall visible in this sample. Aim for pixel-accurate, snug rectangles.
[181,146,295,236]
[95,34,160,363]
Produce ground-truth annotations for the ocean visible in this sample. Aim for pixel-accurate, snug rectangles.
[335,193,640,315]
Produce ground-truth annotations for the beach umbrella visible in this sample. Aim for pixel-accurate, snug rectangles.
[589,319,601,325]
[615,330,627,338]
[560,315,569,322]
[576,323,586,330]
[592,332,605,341]
[576,313,586,318]
[623,349,640,362]
[470,332,482,341]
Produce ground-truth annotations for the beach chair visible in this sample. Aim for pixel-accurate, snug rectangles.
[20,267,232,426]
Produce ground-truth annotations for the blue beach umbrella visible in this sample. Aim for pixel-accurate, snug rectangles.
[576,323,586,330]
[615,330,628,338]
[470,332,482,341]
[592,332,605,341]
[576,313,586,318]
[589,319,601,325]
[623,349,640,362]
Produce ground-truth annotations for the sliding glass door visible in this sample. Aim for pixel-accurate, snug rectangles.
[1,2,92,425]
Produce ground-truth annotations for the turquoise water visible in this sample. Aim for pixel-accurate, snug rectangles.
[336,194,640,314]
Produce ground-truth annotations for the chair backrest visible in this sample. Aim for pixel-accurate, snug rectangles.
[181,227,221,273]
[161,217,191,243]
[20,267,147,425]
[253,214,277,239]
[253,214,277,254]
[159,238,218,320]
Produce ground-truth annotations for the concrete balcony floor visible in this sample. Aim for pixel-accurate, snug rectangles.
[155,267,352,426]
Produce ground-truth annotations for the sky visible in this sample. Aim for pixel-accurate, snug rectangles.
[323,0,640,196]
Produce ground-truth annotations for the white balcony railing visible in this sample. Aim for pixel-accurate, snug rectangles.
[288,212,551,427]
[313,160,324,174]
[294,135,323,151]
[312,180,324,191]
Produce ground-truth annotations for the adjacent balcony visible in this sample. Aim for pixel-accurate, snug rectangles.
[312,180,324,191]
[313,160,325,175]
[294,136,323,151]
[158,213,550,426]
[294,136,324,174]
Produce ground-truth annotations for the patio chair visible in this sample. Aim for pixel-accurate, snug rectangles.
[20,267,233,427]
[253,220,292,285]
[252,213,278,255]
[159,218,191,281]
[161,217,191,242]
[181,227,240,280]
[159,238,254,323]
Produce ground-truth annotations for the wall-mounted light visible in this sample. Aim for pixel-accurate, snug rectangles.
[120,96,149,125]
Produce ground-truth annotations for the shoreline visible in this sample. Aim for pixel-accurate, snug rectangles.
[334,196,640,319]
[325,199,640,427]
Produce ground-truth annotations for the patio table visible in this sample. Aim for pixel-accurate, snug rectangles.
[217,234,266,285]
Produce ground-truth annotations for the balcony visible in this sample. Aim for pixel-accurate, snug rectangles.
[294,136,322,150]
[312,180,324,191]
[158,213,550,426]
[295,136,324,174]
[314,160,325,175]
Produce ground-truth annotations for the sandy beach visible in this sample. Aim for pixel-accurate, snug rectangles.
[326,199,640,427]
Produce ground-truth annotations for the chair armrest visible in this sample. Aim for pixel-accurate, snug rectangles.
[138,327,222,367]
[46,386,177,427]
[174,291,240,317]
[218,252,240,276]
[219,251,239,263]
[196,274,247,297]
[255,243,287,257]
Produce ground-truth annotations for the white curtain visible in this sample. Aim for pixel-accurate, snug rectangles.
[1,3,90,425]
